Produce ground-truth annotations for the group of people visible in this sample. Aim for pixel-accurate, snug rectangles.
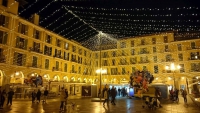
[102,86,117,106]
[31,88,49,103]
[169,88,187,103]
[0,87,15,109]
[117,87,127,97]
[59,87,68,111]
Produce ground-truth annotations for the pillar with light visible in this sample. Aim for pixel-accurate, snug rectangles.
[96,68,107,100]
[165,63,181,89]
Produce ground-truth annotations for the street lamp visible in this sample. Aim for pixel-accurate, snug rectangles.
[165,63,181,89]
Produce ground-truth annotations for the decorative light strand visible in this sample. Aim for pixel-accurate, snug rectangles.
[37,0,56,14]
[52,17,75,31]
[19,0,41,15]
[63,24,85,37]
[40,8,62,24]
[58,21,80,34]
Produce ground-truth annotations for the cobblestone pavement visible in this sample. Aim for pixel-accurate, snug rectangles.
[0,96,200,113]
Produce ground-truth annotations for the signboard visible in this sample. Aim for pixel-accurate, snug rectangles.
[82,86,91,97]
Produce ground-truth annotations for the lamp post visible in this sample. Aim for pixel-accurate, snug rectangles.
[96,68,107,100]
[165,63,180,89]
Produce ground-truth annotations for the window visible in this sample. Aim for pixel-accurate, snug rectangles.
[132,67,136,73]
[0,14,9,27]
[153,56,157,63]
[112,59,115,65]
[152,38,156,44]
[131,40,134,47]
[179,64,185,73]
[95,53,98,59]
[78,66,81,74]
[122,50,126,56]
[141,39,145,45]
[111,68,117,75]
[130,57,137,64]
[13,52,26,66]
[166,54,172,62]
[33,42,40,52]
[164,36,168,43]
[165,45,169,52]
[16,37,28,50]
[103,60,108,66]
[45,59,49,69]
[191,42,196,49]
[154,65,158,73]
[64,52,69,60]
[55,61,59,70]
[54,49,61,58]
[0,31,8,44]
[120,42,126,48]
[65,42,69,50]
[34,29,40,39]
[131,49,135,55]
[18,22,28,35]
[178,53,183,61]
[44,46,52,56]
[177,44,182,51]
[191,63,200,72]
[112,51,116,57]
[78,48,82,55]
[72,45,76,52]
[122,67,126,75]
[64,63,67,72]
[153,47,156,53]
[56,39,61,47]
[2,0,8,7]
[190,52,199,60]
[46,35,52,43]
[84,50,86,56]
[32,56,38,67]
[0,48,5,63]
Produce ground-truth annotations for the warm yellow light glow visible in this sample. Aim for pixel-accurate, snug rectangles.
[44,75,47,78]
[31,73,34,76]
[168,77,172,80]
[54,76,57,79]
[156,77,158,80]
[96,68,107,74]
[165,66,169,70]
[15,72,19,76]
[63,76,66,79]
[170,63,175,71]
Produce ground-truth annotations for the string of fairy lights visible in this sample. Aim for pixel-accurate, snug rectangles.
[0,0,200,84]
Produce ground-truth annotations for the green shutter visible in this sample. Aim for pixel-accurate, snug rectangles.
[22,54,26,66]
[24,39,28,50]
[16,37,20,47]
[2,32,7,44]
[13,52,18,65]
[5,16,9,28]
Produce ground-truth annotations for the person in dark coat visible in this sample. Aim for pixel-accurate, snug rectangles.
[0,89,6,108]
[7,88,14,105]
[43,88,48,103]
[36,89,41,103]
[0,87,2,109]
[111,86,116,105]
[32,90,36,103]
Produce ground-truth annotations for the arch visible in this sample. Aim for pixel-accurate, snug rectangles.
[70,76,75,82]
[83,78,87,83]
[0,70,10,86]
[63,76,68,82]
[53,75,60,82]
[77,77,81,82]
[10,71,25,84]
[43,74,50,82]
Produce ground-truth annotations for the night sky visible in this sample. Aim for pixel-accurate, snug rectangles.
[18,0,200,43]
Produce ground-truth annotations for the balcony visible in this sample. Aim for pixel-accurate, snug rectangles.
[29,47,43,54]
[118,62,129,65]
[190,69,200,72]
[27,64,42,68]
[52,67,62,71]
[138,51,149,54]
[138,60,150,64]
[188,57,200,60]
[130,61,137,64]
[53,54,63,59]
[71,58,77,63]
[0,55,6,63]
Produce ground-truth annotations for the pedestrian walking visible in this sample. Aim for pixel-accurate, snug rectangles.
[36,89,41,103]
[181,89,187,103]
[111,86,117,105]
[0,89,6,108]
[7,88,14,105]
[155,88,162,107]
[32,90,36,103]
[43,88,48,103]
[59,87,66,111]
[103,88,108,106]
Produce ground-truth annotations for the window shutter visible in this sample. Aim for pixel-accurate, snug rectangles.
[13,52,18,65]
[24,39,28,50]
[16,37,20,47]
[22,54,26,66]
[5,16,9,28]
[2,32,7,44]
